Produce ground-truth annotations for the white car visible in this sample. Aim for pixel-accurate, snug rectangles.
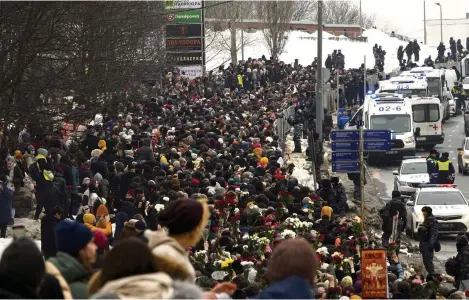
[463,77,469,93]
[405,184,469,238]
[449,98,456,116]
[393,157,430,196]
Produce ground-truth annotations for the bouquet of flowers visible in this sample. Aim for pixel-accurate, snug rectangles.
[194,250,207,264]
[316,246,329,262]
[259,237,270,254]
[280,229,297,240]
[331,252,344,267]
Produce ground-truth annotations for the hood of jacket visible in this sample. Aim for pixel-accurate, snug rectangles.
[145,230,186,257]
[95,273,174,299]
[48,252,89,284]
[120,201,134,216]
[145,230,194,281]
[257,276,314,299]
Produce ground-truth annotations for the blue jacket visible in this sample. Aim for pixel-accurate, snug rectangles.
[257,276,314,299]
[0,184,13,224]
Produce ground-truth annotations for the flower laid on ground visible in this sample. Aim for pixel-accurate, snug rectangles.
[221,258,234,269]
[280,229,297,239]
[317,246,329,256]
[331,251,344,266]
[258,237,270,253]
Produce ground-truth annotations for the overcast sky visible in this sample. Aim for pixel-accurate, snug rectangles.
[354,0,469,40]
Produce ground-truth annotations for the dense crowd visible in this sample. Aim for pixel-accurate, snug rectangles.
[0,54,467,299]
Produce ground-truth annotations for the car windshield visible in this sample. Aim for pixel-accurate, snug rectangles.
[417,191,467,205]
[463,77,469,84]
[370,115,411,133]
[401,162,427,174]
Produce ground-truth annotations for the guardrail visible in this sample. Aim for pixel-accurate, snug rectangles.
[274,105,296,159]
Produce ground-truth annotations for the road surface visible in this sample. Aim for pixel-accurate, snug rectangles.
[369,111,466,263]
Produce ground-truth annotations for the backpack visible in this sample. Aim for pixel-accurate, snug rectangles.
[29,163,42,182]
[445,256,459,276]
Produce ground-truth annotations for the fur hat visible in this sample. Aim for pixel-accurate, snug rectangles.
[55,220,93,256]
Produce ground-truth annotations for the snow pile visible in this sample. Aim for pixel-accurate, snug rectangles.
[207,28,437,73]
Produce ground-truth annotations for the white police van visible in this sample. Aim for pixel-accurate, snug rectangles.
[407,97,444,151]
[405,184,469,238]
[345,94,416,163]
[378,76,428,98]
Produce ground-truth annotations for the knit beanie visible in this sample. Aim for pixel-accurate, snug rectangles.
[96,204,109,218]
[93,230,108,250]
[55,220,93,256]
[83,213,96,225]
[158,199,204,235]
[37,148,48,156]
[135,220,146,231]
[94,172,103,183]
[321,206,333,219]
[98,140,107,150]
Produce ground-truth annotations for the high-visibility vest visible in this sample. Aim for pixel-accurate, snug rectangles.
[237,75,243,87]
[437,160,450,171]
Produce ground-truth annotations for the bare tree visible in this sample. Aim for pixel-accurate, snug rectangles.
[256,1,297,59]
[0,2,166,148]
[206,1,256,65]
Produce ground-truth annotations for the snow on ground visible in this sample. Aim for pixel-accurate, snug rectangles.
[207,29,436,73]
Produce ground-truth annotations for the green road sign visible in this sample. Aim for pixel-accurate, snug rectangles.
[167,9,201,23]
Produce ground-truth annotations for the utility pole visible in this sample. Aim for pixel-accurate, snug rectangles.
[316,0,323,141]
[435,2,443,44]
[359,0,363,35]
[423,0,427,44]
[361,55,366,223]
[241,16,244,62]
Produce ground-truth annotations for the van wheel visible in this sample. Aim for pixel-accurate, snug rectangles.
[423,145,434,152]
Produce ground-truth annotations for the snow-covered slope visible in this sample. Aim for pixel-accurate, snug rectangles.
[207,29,436,73]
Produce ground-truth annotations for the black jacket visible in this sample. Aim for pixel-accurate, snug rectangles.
[380,197,407,234]
[41,214,61,258]
[0,274,39,298]
[91,158,109,180]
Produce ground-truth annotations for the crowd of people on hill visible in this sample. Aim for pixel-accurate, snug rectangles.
[0,54,467,299]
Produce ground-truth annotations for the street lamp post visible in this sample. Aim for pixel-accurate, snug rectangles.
[435,2,443,44]
[423,0,427,44]
[359,0,363,35]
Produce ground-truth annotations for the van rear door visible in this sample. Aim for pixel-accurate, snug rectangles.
[412,103,442,139]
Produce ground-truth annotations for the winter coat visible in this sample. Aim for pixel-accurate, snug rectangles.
[257,276,314,299]
[456,245,469,288]
[91,273,203,299]
[0,273,39,298]
[119,171,136,200]
[405,43,413,55]
[48,252,91,299]
[379,197,407,233]
[419,215,439,250]
[45,261,73,299]
[91,159,109,181]
[146,230,196,282]
[69,165,80,195]
[0,183,13,225]
[79,166,93,184]
[114,201,134,241]
[136,146,155,162]
[41,214,61,258]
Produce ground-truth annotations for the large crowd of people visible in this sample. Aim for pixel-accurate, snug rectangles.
[0,53,467,299]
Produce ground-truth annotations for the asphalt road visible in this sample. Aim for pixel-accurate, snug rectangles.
[369,111,467,263]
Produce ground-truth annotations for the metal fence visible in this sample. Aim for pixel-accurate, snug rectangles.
[274,105,296,157]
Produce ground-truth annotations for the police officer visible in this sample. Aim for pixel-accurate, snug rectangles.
[426,149,439,184]
[436,152,455,184]
[418,206,439,279]
[292,109,304,153]
[380,190,407,250]
[452,83,467,111]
